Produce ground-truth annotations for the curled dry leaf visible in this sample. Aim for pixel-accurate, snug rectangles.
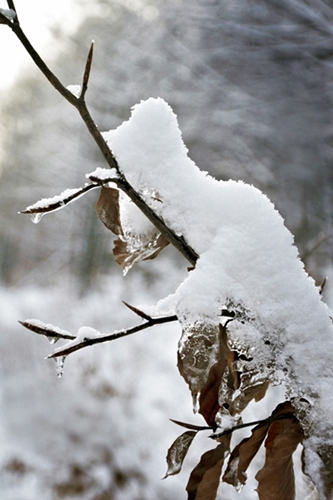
[95,186,169,272]
[186,435,231,500]
[198,324,234,427]
[164,430,197,478]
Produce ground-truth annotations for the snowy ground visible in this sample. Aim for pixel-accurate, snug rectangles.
[0,251,332,499]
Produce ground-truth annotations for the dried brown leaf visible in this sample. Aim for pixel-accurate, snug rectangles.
[224,400,300,491]
[95,186,123,235]
[177,323,220,413]
[186,435,231,500]
[255,405,303,500]
[254,381,270,403]
[199,324,240,426]
[223,419,271,487]
[164,430,197,478]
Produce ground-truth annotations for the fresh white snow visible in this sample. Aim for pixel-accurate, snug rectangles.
[101,97,333,498]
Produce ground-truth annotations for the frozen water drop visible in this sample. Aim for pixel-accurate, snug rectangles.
[46,335,59,345]
[192,392,200,414]
[30,212,44,224]
[235,481,244,493]
[54,356,66,378]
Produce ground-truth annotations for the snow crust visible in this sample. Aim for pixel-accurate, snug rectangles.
[86,167,118,181]
[24,187,83,211]
[103,97,333,495]
[0,8,16,20]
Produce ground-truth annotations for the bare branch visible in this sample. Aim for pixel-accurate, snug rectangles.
[46,313,178,358]
[80,41,94,101]
[210,412,296,440]
[170,419,213,431]
[6,0,17,14]
[20,183,101,216]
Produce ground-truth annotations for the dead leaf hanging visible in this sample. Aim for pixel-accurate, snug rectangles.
[255,403,303,500]
[186,435,231,500]
[95,186,123,235]
[164,430,198,478]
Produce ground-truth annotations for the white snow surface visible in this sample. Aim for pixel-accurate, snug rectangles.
[24,187,83,211]
[0,8,16,20]
[86,166,118,181]
[66,84,81,98]
[103,97,333,496]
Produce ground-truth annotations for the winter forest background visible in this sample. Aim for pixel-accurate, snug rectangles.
[0,0,333,499]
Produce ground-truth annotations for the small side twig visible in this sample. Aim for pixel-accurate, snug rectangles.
[47,313,178,358]
[80,41,94,101]
[210,412,296,440]
[19,320,76,341]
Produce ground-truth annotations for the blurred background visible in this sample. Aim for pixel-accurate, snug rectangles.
[0,0,332,498]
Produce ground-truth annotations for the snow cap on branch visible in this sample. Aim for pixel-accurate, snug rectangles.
[102,98,333,495]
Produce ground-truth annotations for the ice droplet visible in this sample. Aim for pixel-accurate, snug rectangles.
[54,356,66,378]
[235,481,244,493]
[30,212,44,224]
[46,335,59,345]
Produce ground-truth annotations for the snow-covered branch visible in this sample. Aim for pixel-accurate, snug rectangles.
[20,309,178,359]
[1,4,198,266]
[4,1,333,498]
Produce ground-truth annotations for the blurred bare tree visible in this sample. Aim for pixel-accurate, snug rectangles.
[1,0,332,287]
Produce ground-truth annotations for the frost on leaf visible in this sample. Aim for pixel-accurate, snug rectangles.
[186,435,231,500]
[164,430,197,478]
[177,321,221,414]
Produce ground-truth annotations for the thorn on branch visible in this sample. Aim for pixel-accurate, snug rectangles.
[122,301,152,321]
[170,419,213,432]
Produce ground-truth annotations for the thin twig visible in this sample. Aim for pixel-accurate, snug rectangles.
[80,41,94,101]
[20,183,101,215]
[47,314,178,358]
[210,412,296,439]
[19,320,76,341]
[170,419,213,431]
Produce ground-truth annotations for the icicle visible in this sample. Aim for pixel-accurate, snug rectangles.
[54,356,66,378]
[192,392,200,414]
[30,212,44,224]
